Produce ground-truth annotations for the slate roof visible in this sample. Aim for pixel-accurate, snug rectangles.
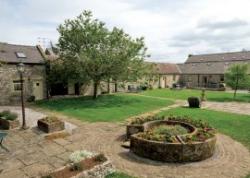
[0,42,45,64]
[186,51,250,63]
[155,63,181,74]
[178,52,250,74]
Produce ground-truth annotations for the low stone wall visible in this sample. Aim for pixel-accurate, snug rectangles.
[50,159,114,178]
[130,134,216,162]
[126,125,144,139]
[75,160,114,178]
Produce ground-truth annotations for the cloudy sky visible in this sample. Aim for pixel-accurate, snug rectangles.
[1,0,250,63]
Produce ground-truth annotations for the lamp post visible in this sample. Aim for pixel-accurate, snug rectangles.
[17,62,28,129]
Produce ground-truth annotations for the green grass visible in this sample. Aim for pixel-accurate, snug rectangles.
[105,172,137,178]
[142,89,250,102]
[35,94,173,122]
[158,107,250,149]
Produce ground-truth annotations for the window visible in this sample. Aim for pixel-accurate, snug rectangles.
[15,52,26,58]
[13,80,24,91]
[220,76,224,82]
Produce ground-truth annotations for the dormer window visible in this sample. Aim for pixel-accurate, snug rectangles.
[15,52,26,58]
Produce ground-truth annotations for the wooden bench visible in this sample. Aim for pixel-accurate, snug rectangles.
[0,132,7,146]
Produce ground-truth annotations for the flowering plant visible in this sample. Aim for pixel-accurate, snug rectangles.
[69,150,95,163]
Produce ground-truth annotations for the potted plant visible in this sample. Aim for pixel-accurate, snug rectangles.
[187,97,200,108]
[37,116,65,133]
[0,110,19,129]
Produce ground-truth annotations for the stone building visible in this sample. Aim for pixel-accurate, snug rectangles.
[150,63,181,89]
[0,42,46,105]
[178,51,250,89]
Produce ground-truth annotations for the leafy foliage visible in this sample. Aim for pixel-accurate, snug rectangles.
[105,172,137,178]
[57,10,149,99]
[137,116,214,143]
[225,64,250,98]
[0,110,18,121]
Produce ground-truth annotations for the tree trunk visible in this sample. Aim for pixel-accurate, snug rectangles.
[233,77,239,99]
[115,81,118,93]
[93,81,99,99]
[107,79,110,94]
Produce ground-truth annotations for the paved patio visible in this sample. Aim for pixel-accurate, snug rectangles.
[202,101,250,115]
[0,106,77,132]
[0,107,249,178]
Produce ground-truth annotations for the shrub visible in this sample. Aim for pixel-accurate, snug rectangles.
[168,116,212,129]
[0,110,11,117]
[94,153,107,162]
[42,116,60,123]
[137,116,215,143]
[128,115,165,125]
[153,125,188,136]
[69,150,94,163]
[5,112,18,121]
[188,97,200,108]
[0,110,18,120]
[70,162,83,171]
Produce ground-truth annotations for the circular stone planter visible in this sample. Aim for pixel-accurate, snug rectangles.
[130,120,216,162]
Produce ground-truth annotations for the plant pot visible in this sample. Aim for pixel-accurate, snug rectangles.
[0,118,20,129]
[188,97,200,108]
[37,118,65,133]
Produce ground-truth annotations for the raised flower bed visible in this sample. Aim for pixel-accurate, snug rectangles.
[126,114,164,139]
[129,115,217,162]
[0,110,19,129]
[42,150,114,178]
[38,116,65,133]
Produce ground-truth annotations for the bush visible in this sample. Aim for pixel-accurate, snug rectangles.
[0,110,11,117]
[0,110,18,120]
[5,113,18,121]
[188,97,200,108]
[69,150,94,163]
[27,95,35,102]
[128,115,165,125]
[70,162,83,171]
[94,153,106,162]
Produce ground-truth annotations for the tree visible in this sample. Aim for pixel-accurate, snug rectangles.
[57,11,148,99]
[225,64,250,98]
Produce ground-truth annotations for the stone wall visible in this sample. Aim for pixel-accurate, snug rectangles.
[0,64,46,105]
[180,74,224,88]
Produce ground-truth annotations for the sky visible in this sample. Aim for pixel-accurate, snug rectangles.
[1,0,250,63]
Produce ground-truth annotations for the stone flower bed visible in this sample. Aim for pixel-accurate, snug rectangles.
[38,116,65,133]
[0,110,19,129]
[42,150,114,178]
[128,115,216,162]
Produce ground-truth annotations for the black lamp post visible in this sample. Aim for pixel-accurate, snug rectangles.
[17,62,28,129]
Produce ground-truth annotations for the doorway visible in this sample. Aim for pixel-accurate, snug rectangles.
[32,80,44,100]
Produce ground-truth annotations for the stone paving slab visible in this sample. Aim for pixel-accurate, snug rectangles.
[202,101,250,115]
[0,106,249,178]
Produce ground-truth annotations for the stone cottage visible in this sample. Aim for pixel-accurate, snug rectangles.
[0,42,46,105]
[178,51,250,89]
[148,63,181,89]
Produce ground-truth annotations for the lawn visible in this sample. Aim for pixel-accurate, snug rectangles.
[35,94,173,122]
[141,89,250,102]
[158,107,250,149]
